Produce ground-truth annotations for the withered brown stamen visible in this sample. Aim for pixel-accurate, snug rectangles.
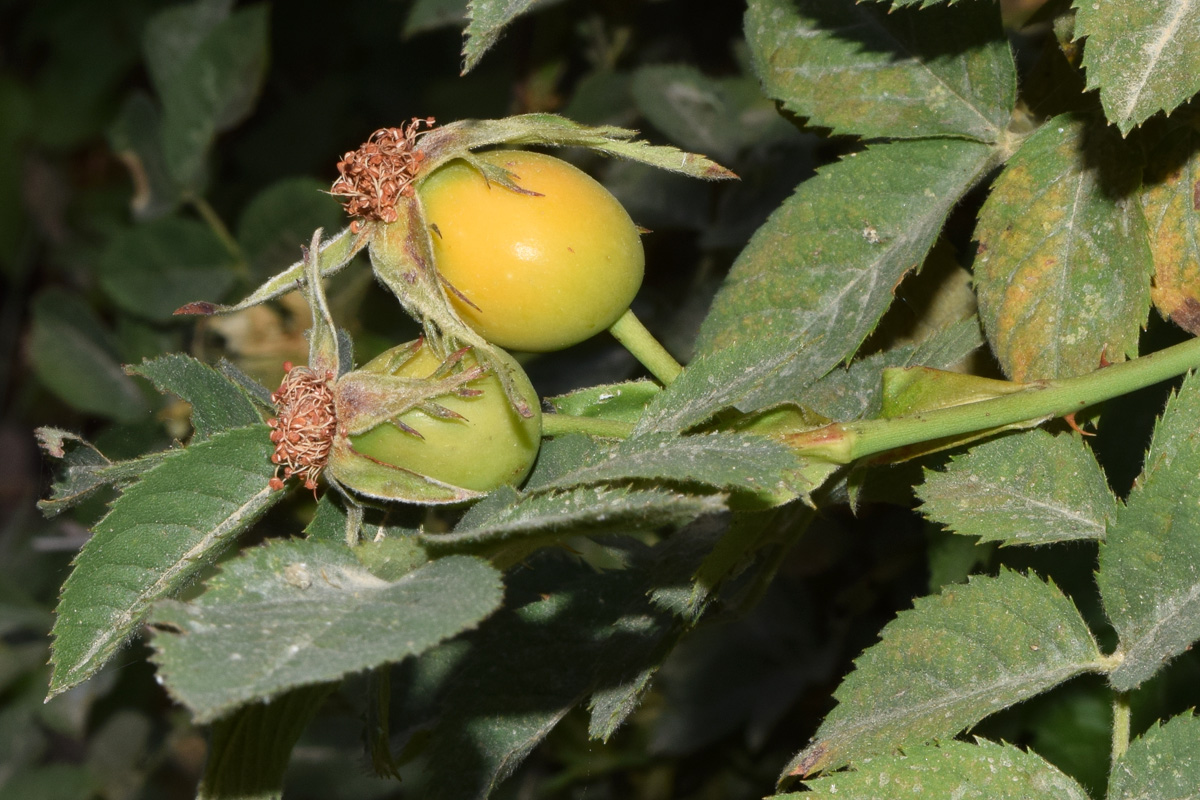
[330,117,436,230]
[268,364,337,491]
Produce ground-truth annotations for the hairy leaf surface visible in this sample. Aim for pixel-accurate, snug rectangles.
[1100,372,1200,690]
[785,570,1104,776]
[423,485,726,555]
[1075,0,1200,134]
[641,139,994,432]
[539,431,801,499]
[1109,712,1200,799]
[463,0,545,74]
[781,738,1089,799]
[152,540,502,722]
[918,429,1116,546]
[745,0,1014,141]
[49,426,280,697]
[975,114,1152,380]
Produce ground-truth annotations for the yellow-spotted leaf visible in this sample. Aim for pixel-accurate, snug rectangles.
[975,114,1152,381]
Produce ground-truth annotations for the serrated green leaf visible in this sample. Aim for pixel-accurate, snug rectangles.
[421,485,726,556]
[158,4,269,187]
[539,431,801,499]
[746,0,1015,141]
[780,739,1090,799]
[918,430,1116,546]
[302,493,349,544]
[785,570,1104,776]
[236,178,345,280]
[49,426,281,698]
[520,434,605,490]
[975,113,1152,381]
[29,289,150,423]
[640,139,995,432]
[127,354,260,440]
[547,380,661,424]
[1110,712,1200,799]
[151,541,502,722]
[98,217,236,321]
[35,429,171,517]
[1100,372,1200,690]
[197,683,335,800]
[462,0,565,74]
[1141,121,1200,333]
[1075,0,1200,134]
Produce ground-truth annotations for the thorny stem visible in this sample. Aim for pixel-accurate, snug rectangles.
[788,336,1200,464]
[609,308,683,386]
[1111,692,1132,764]
[542,412,635,439]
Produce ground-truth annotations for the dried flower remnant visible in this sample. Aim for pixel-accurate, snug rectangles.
[330,118,436,231]
[268,362,337,491]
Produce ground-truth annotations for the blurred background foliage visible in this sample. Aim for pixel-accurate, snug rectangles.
[4,0,1197,798]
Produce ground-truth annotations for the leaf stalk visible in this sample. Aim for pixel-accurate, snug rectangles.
[789,336,1200,463]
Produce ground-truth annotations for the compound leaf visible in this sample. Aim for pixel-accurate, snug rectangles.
[918,429,1116,546]
[1075,0,1200,135]
[975,113,1152,381]
[745,0,1015,141]
[1100,371,1200,690]
[49,426,281,698]
[151,540,502,723]
[1109,712,1200,799]
[785,569,1104,777]
[780,738,1089,799]
[127,353,261,440]
[641,139,995,432]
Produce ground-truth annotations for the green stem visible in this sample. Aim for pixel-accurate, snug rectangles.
[790,336,1200,463]
[187,193,251,281]
[1111,692,1132,764]
[608,308,683,385]
[542,412,635,439]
